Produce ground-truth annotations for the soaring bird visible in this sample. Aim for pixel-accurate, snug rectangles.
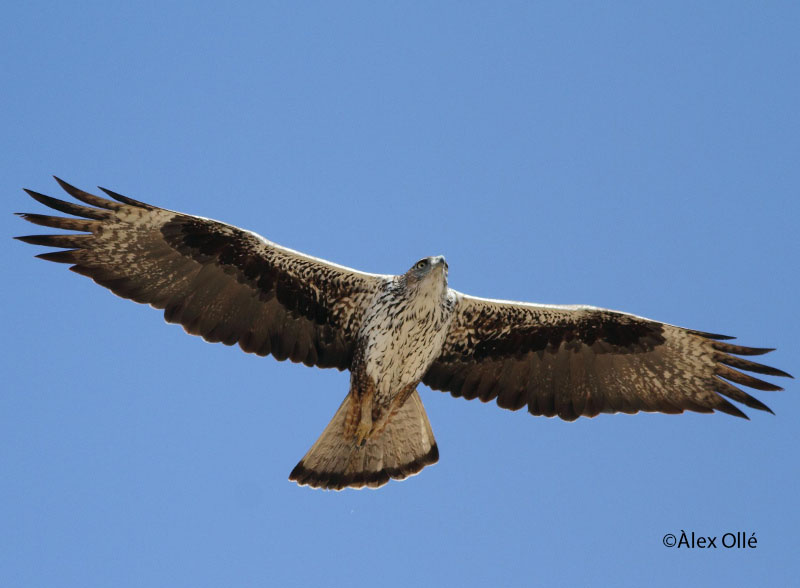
[16,178,791,490]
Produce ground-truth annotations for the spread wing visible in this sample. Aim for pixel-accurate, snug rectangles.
[16,177,387,370]
[423,292,791,420]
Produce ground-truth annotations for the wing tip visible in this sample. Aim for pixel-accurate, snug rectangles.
[52,175,70,189]
[21,187,109,220]
[97,185,154,209]
[729,409,750,420]
[689,329,735,341]
[14,235,47,245]
[34,250,79,263]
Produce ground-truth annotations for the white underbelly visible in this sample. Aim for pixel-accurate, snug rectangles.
[365,323,446,392]
[361,293,454,396]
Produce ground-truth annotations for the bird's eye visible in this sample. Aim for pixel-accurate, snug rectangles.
[415,259,428,270]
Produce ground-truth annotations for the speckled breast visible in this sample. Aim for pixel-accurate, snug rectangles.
[359,283,456,397]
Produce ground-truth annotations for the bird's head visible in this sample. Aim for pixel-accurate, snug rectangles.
[405,255,449,292]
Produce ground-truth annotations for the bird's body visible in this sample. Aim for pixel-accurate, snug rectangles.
[357,259,455,427]
[16,178,792,490]
[292,258,456,487]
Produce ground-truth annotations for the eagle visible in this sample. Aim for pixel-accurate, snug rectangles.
[16,178,791,490]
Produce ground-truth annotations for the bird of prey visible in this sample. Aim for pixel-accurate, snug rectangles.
[16,178,791,490]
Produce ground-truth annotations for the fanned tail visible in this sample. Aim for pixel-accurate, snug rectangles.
[289,391,438,490]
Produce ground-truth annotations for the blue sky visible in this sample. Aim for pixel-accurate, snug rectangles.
[2,2,798,587]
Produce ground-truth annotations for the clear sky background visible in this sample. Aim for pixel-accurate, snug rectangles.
[2,2,798,587]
